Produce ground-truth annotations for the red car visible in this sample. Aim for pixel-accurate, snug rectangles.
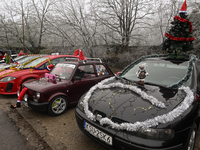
[0,55,77,95]
[21,59,114,115]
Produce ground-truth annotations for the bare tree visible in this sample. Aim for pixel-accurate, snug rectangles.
[45,0,97,57]
[0,0,56,54]
[88,0,155,52]
[189,1,200,54]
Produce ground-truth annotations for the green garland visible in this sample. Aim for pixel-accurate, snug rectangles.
[168,54,198,88]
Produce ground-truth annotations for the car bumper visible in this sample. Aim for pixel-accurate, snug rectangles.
[75,108,188,150]
[23,100,49,112]
[0,82,18,95]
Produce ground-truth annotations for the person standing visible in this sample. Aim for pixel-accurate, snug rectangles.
[18,50,25,56]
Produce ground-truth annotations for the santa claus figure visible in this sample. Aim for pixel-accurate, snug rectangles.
[136,63,148,84]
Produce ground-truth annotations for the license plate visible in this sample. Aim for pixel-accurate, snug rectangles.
[84,121,112,145]
[22,101,28,107]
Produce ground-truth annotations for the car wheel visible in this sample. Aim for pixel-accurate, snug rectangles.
[185,123,197,150]
[48,96,68,116]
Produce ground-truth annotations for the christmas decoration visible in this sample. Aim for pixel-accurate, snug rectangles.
[162,0,195,54]
[74,49,86,60]
[136,63,148,84]
[81,76,193,131]
[80,54,198,131]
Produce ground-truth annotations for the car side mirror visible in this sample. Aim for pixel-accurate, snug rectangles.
[47,64,54,71]
[73,76,81,81]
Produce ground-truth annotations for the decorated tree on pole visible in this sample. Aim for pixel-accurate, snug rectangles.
[162,0,195,54]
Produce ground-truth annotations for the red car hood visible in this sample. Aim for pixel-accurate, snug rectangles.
[0,69,16,79]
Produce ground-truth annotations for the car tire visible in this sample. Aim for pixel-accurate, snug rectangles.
[48,96,68,116]
[185,123,197,150]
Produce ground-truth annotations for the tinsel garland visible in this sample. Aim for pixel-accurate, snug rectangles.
[82,77,194,131]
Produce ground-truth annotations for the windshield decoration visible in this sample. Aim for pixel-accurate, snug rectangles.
[45,73,56,81]
[136,63,148,85]
[82,77,193,131]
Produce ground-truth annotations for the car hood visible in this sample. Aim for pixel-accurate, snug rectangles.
[0,69,16,78]
[86,78,190,126]
[24,78,68,93]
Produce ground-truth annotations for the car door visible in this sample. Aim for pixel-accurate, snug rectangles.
[68,64,99,104]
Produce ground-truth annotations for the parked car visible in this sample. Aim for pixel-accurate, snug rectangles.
[21,58,114,115]
[0,49,19,59]
[0,55,77,95]
[0,55,29,69]
[75,54,200,150]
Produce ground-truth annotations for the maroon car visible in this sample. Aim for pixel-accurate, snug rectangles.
[21,59,114,115]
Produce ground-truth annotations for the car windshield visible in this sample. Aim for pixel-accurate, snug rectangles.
[17,56,39,64]
[50,63,76,80]
[24,57,49,68]
[121,59,190,87]
[14,55,27,61]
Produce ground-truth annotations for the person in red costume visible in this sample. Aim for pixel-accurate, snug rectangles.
[11,87,28,108]
[11,64,54,109]
[18,50,25,56]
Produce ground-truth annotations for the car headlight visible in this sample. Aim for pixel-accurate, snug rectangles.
[24,94,28,102]
[0,76,16,82]
[35,92,40,99]
[17,90,20,97]
[137,128,174,140]
[77,94,85,111]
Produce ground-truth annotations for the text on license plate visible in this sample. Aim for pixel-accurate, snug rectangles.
[84,121,112,145]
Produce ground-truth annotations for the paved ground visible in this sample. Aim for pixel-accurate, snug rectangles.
[1,94,200,150]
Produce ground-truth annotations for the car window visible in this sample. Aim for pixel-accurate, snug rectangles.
[51,58,61,65]
[74,65,95,78]
[122,60,190,87]
[51,63,76,80]
[24,57,49,68]
[39,62,50,69]
[96,64,109,76]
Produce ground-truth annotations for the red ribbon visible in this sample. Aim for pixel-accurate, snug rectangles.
[174,16,193,33]
[165,33,195,42]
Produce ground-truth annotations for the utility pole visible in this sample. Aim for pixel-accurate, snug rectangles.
[21,0,25,53]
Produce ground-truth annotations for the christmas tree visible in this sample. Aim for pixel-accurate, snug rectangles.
[162,0,195,54]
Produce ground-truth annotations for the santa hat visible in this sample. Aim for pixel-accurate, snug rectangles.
[73,49,86,60]
[179,0,187,13]
[79,50,86,60]
[74,49,80,56]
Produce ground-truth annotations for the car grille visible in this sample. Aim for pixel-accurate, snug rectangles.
[111,117,127,124]
[27,89,35,101]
